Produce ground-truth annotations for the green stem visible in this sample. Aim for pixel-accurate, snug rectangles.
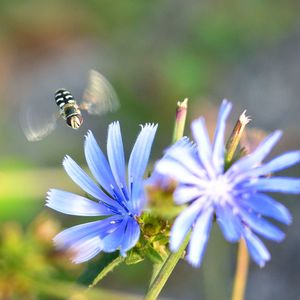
[33,278,141,300]
[149,261,167,287]
[145,234,190,300]
[146,98,189,299]
[89,256,125,288]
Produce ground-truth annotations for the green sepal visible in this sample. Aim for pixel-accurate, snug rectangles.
[125,250,144,265]
[145,246,165,264]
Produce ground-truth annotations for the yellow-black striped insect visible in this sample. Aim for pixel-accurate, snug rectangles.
[22,70,119,141]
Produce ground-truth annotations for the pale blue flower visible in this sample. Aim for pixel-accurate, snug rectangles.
[152,100,300,267]
[46,122,157,263]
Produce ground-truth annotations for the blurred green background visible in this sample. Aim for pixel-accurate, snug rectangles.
[1,1,300,299]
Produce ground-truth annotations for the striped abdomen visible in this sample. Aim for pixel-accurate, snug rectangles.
[54,89,76,108]
[54,89,83,129]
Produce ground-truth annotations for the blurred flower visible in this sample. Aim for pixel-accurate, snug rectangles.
[47,122,157,263]
[152,100,300,267]
[0,214,79,299]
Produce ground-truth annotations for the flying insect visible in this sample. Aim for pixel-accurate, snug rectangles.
[22,69,119,141]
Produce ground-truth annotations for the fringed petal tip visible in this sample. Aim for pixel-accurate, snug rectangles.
[108,121,120,130]
[221,98,232,110]
[62,155,72,167]
[139,123,158,130]
[45,189,53,206]
[84,130,94,142]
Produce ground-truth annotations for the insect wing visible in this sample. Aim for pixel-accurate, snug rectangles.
[81,69,119,115]
[21,105,58,142]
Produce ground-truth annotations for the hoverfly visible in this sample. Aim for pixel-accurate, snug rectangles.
[22,69,119,141]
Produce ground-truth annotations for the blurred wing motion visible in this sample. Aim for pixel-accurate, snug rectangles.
[81,69,119,115]
[21,107,58,141]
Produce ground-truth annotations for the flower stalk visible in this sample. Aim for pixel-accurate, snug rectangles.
[231,239,249,300]
[145,234,190,300]
[89,256,125,288]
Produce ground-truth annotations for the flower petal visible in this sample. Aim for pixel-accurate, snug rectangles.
[216,204,242,242]
[228,130,282,175]
[128,123,158,191]
[239,207,285,242]
[53,217,122,249]
[212,99,232,173]
[46,189,115,216]
[63,155,117,206]
[174,185,202,205]
[163,138,206,178]
[70,236,103,264]
[241,193,292,225]
[84,131,118,194]
[120,218,140,256]
[244,177,300,194]
[191,117,215,177]
[186,207,214,267]
[233,150,300,184]
[170,198,205,251]
[130,178,146,215]
[102,218,127,252]
[107,122,127,194]
[243,230,271,267]
[154,158,203,185]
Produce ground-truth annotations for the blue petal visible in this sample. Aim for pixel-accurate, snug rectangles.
[107,122,127,194]
[212,100,232,174]
[84,131,118,195]
[233,151,300,184]
[128,123,157,192]
[228,130,282,175]
[130,178,145,215]
[244,177,300,194]
[46,189,115,216]
[63,156,118,207]
[216,204,242,242]
[53,217,122,249]
[102,218,127,252]
[191,117,215,177]
[243,231,271,267]
[186,207,214,267]
[120,218,140,256]
[166,136,195,155]
[174,185,202,205]
[170,198,204,251]
[240,193,292,225]
[69,236,103,263]
[154,158,203,186]
[163,140,207,179]
[238,207,285,242]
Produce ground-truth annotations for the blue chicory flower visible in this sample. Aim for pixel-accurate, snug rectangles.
[152,100,300,267]
[46,121,157,263]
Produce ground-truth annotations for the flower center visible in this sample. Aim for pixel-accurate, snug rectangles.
[204,175,232,204]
